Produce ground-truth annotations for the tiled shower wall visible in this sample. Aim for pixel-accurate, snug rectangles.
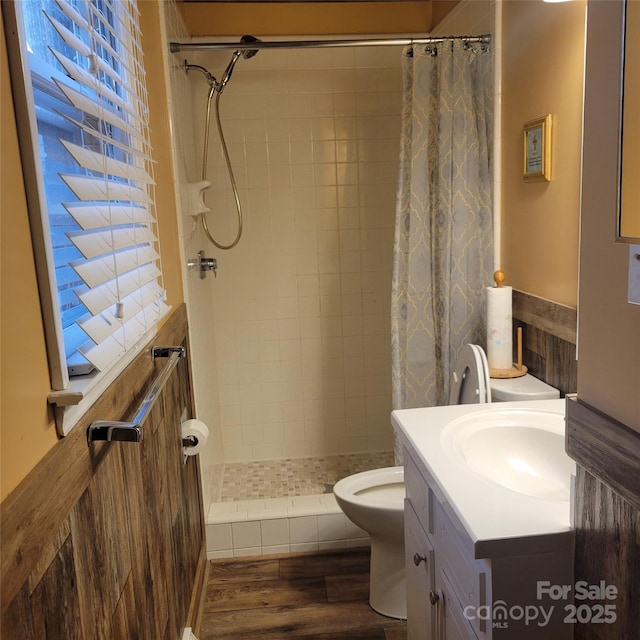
[161,2,225,508]
[161,0,495,486]
[181,43,404,462]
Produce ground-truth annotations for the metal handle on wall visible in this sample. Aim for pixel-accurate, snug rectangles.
[86,346,186,445]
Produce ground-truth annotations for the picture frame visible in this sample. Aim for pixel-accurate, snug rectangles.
[523,115,552,182]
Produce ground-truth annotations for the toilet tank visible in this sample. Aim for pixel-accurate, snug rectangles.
[490,374,560,402]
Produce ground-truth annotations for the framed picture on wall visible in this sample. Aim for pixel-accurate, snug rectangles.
[523,115,552,182]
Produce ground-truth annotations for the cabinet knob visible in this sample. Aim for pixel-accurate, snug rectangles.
[413,552,427,566]
[429,589,440,605]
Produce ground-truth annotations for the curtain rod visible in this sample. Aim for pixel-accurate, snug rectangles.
[169,34,490,53]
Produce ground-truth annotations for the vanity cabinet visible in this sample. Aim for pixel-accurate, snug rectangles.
[405,500,436,639]
[403,446,574,640]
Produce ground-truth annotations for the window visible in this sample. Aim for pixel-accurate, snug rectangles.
[5,0,169,434]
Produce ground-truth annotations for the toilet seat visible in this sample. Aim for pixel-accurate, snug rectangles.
[334,467,405,511]
[448,344,491,405]
[333,467,407,619]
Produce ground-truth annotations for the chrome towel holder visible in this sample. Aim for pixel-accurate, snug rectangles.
[86,345,186,446]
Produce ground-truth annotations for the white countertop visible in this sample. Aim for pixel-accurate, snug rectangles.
[392,399,575,558]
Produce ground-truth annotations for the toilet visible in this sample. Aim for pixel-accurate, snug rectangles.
[448,342,492,404]
[333,344,559,620]
[332,467,405,618]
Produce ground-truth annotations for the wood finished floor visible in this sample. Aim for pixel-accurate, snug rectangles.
[200,548,407,640]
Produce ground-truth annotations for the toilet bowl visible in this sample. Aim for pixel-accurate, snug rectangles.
[333,466,406,619]
[333,344,559,620]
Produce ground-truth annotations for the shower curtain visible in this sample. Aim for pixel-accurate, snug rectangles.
[391,39,493,414]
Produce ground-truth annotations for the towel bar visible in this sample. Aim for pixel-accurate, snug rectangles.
[87,345,186,445]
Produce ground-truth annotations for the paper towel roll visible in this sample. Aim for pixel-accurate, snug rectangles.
[181,419,209,456]
[486,285,513,370]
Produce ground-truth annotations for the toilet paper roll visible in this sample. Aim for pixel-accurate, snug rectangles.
[181,419,209,456]
[486,285,513,370]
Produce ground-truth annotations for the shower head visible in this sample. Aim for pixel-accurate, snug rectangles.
[219,35,261,92]
[238,34,261,59]
[184,36,261,94]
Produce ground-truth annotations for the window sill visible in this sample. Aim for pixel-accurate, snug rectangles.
[47,329,160,437]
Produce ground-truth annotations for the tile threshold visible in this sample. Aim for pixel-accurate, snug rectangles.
[208,492,342,524]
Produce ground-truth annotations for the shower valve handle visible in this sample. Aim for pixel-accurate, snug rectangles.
[188,250,217,279]
[201,255,217,278]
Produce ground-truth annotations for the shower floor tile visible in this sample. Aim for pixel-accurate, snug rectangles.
[219,451,395,501]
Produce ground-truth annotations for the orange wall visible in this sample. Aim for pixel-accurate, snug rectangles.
[0,2,183,501]
[620,0,640,239]
[501,0,586,308]
[140,2,183,305]
[577,0,640,431]
[179,1,435,36]
[0,8,58,501]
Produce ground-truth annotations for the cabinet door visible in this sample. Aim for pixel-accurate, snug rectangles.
[405,499,436,640]
[438,569,480,640]
[433,499,488,639]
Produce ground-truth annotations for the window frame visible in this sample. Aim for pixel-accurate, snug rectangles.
[3,0,169,435]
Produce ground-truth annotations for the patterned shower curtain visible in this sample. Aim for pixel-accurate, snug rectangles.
[391,39,494,416]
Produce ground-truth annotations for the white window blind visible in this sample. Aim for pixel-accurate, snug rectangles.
[5,0,169,431]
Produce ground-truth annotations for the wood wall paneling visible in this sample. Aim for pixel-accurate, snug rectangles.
[573,466,640,640]
[512,290,577,345]
[566,396,640,512]
[512,289,577,396]
[0,305,207,639]
[70,447,132,639]
[568,396,640,639]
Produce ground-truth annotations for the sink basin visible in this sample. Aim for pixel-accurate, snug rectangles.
[440,408,575,501]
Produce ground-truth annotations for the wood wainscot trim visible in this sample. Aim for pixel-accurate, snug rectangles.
[513,290,577,345]
[571,397,640,639]
[187,544,210,636]
[511,290,577,396]
[0,304,202,627]
[566,395,640,511]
